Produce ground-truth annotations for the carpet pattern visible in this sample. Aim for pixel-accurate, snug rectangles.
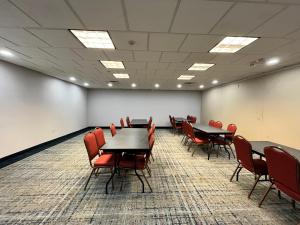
[0,129,299,225]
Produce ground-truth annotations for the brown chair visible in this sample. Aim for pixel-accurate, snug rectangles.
[259,146,300,208]
[171,117,182,135]
[126,116,132,128]
[110,123,116,137]
[231,135,268,198]
[214,124,237,159]
[120,118,125,128]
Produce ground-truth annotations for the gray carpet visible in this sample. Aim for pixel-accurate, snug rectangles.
[0,129,299,225]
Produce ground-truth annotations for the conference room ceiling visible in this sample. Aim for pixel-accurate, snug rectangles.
[0,0,300,90]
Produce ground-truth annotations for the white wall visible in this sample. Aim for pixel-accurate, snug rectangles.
[0,61,87,159]
[201,65,300,149]
[87,89,201,127]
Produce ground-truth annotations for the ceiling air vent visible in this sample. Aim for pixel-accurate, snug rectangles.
[183,82,196,85]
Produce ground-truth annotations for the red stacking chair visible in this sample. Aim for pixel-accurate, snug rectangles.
[190,116,197,124]
[83,132,114,190]
[259,146,300,208]
[93,127,108,154]
[231,136,268,198]
[110,123,116,137]
[181,120,189,144]
[187,115,191,121]
[147,116,152,129]
[214,121,223,129]
[126,116,132,128]
[171,116,182,135]
[186,123,209,156]
[214,124,237,159]
[120,118,125,128]
[208,120,215,126]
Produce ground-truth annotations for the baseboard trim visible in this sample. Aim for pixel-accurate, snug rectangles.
[0,127,91,169]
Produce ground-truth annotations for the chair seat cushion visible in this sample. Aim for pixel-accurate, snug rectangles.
[214,136,232,145]
[94,154,114,167]
[253,159,268,175]
[119,157,146,170]
[193,137,209,144]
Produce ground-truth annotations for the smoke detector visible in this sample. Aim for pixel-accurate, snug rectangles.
[250,58,265,67]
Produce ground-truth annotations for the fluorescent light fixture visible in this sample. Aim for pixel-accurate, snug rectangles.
[177,84,182,88]
[210,36,258,53]
[131,83,136,88]
[83,82,89,87]
[212,80,218,85]
[113,73,129,79]
[154,83,160,88]
[177,75,195,80]
[0,49,14,57]
[70,30,115,49]
[188,63,215,71]
[100,60,125,69]
[107,82,113,87]
[69,77,76,81]
[266,57,280,66]
[199,85,204,89]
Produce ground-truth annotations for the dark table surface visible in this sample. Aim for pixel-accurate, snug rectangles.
[130,119,148,125]
[193,123,232,135]
[250,141,300,161]
[102,128,149,152]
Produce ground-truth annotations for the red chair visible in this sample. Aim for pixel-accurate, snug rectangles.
[181,120,189,144]
[83,132,114,190]
[171,116,182,135]
[186,123,209,156]
[110,123,116,137]
[208,120,215,126]
[259,146,300,208]
[147,116,152,129]
[214,124,237,159]
[126,116,132,128]
[214,121,223,129]
[231,136,268,198]
[120,118,125,128]
[190,116,197,124]
[93,127,107,154]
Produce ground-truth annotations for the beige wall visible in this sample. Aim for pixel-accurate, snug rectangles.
[201,65,300,149]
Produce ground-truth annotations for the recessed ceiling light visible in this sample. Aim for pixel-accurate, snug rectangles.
[199,85,204,89]
[212,80,218,85]
[100,60,125,69]
[188,63,215,71]
[131,83,136,88]
[107,82,113,87]
[177,84,182,88]
[177,75,195,80]
[70,30,115,49]
[113,73,129,79]
[154,83,160,88]
[209,36,258,53]
[69,77,76,82]
[0,49,14,57]
[83,82,89,87]
[266,57,280,66]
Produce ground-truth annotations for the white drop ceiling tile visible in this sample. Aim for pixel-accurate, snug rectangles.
[0,0,39,27]
[0,28,49,47]
[270,40,300,55]
[209,54,243,65]
[168,62,189,70]
[110,31,148,50]
[11,0,83,29]
[184,53,216,64]
[125,0,177,32]
[28,29,83,48]
[160,52,189,63]
[8,46,55,59]
[147,62,169,69]
[285,29,300,39]
[124,61,146,69]
[72,48,107,60]
[250,6,300,37]
[41,48,82,61]
[134,51,161,62]
[180,34,223,52]
[211,2,283,35]
[104,50,133,61]
[0,37,17,47]
[68,0,126,30]
[149,33,186,51]
[239,38,292,54]
[171,0,233,33]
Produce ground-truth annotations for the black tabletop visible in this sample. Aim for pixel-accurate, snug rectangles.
[102,128,149,152]
[250,141,300,161]
[130,119,148,125]
[193,123,232,135]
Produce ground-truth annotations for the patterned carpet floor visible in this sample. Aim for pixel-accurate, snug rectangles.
[0,129,299,225]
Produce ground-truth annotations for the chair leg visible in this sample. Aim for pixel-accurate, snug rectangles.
[224,145,231,160]
[248,175,261,198]
[278,190,281,199]
[292,200,296,209]
[188,142,193,151]
[228,144,235,159]
[84,168,95,190]
[146,165,152,177]
[135,169,145,193]
[192,147,197,156]
[150,152,155,161]
[236,167,242,181]
[259,183,273,207]
[230,163,241,182]
[142,170,153,192]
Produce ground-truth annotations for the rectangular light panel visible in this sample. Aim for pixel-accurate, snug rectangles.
[100,60,125,69]
[70,30,115,49]
[188,63,215,71]
[209,36,258,53]
[177,75,195,80]
[113,73,129,79]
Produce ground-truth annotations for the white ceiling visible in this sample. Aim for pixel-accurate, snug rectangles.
[0,0,300,90]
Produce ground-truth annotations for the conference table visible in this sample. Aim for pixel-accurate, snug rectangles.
[101,128,149,193]
[250,141,300,161]
[130,119,148,128]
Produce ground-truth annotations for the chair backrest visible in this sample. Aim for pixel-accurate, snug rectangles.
[148,116,152,129]
[149,133,155,150]
[126,116,131,128]
[233,135,254,172]
[208,120,215,126]
[225,124,237,139]
[187,122,195,139]
[214,121,223,129]
[120,118,125,128]
[171,117,176,128]
[182,120,188,135]
[110,123,116,137]
[151,123,156,133]
[191,116,197,123]
[187,115,191,120]
[84,132,99,163]
[264,146,300,195]
[93,127,106,148]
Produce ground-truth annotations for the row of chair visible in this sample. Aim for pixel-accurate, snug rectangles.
[119,116,152,129]
[187,115,197,123]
